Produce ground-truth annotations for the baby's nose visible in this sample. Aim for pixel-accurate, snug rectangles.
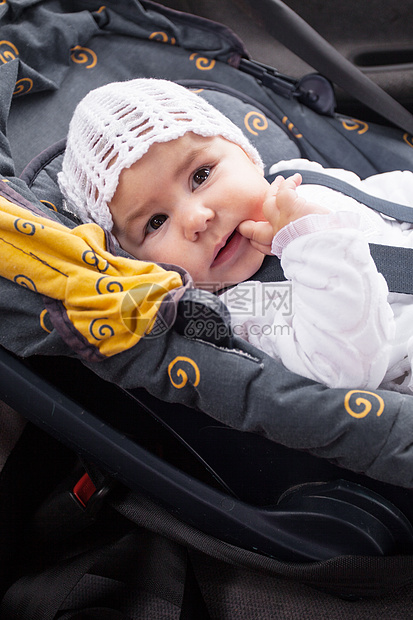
[183,203,215,241]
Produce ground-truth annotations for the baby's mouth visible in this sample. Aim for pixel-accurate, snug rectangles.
[218,230,235,254]
[212,229,240,267]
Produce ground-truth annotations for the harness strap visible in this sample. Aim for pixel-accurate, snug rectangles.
[269,169,413,223]
[264,170,413,294]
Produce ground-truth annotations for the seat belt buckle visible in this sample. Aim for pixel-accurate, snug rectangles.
[72,471,111,518]
[29,469,113,543]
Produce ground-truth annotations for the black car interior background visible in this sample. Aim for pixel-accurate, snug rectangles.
[162,0,413,123]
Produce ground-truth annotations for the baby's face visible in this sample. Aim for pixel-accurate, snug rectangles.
[110,133,268,291]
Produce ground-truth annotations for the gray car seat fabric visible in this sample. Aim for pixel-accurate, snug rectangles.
[2,0,413,489]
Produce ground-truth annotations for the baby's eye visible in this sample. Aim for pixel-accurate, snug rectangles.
[146,214,168,235]
[192,166,211,189]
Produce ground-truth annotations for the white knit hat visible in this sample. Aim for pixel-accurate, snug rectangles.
[58,78,263,231]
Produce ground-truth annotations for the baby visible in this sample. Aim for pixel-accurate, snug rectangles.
[58,78,413,393]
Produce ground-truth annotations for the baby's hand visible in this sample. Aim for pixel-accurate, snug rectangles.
[237,218,274,255]
[263,173,329,233]
[237,173,329,255]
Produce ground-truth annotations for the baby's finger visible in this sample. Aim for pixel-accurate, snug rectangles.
[267,174,301,203]
[280,172,302,190]
[238,219,272,243]
[237,219,256,240]
[269,175,285,193]
[248,239,274,255]
[237,220,273,254]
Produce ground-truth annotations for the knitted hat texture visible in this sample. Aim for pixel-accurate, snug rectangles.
[58,78,263,231]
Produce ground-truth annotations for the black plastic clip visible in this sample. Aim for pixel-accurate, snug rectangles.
[28,468,113,543]
[296,73,336,115]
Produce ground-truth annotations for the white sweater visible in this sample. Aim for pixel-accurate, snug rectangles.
[221,159,413,393]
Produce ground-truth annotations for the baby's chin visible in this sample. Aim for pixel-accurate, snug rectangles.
[194,256,266,294]
[231,251,266,285]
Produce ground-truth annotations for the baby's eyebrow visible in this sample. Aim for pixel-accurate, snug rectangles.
[121,201,155,242]
[174,145,211,178]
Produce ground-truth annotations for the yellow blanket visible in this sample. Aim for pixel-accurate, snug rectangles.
[0,194,183,356]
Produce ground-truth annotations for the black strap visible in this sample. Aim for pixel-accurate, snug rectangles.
[0,542,114,620]
[265,169,413,294]
[249,0,413,134]
[179,554,211,620]
[269,169,413,223]
[0,523,211,620]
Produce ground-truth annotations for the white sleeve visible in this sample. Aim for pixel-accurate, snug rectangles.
[360,170,413,207]
[270,157,413,208]
[222,211,394,389]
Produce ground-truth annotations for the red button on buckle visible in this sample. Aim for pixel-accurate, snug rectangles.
[73,472,97,508]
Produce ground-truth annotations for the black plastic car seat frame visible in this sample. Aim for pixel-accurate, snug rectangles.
[1,341,413,564]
